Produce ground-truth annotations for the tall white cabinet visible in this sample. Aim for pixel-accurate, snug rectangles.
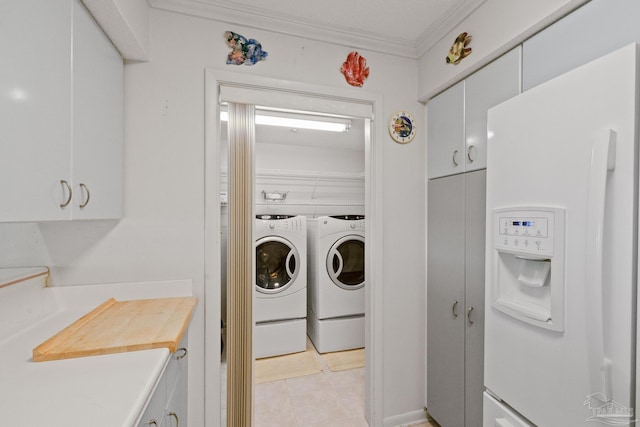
[426,47,521,427]
[427,170,485,427]
[0,0,123,222]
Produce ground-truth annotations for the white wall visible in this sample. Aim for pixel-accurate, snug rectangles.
[82,0,150,60]
[0,7,426,427]
[417,0,588,101]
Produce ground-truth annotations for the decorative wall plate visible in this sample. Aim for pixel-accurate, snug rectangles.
[389,111,416,144]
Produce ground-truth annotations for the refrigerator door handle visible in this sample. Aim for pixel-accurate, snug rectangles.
[585,128,615,401]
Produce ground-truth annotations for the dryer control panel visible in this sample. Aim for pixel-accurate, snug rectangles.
[321,216,365,232]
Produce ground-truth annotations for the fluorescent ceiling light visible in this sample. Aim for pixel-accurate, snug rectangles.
[219,110,351,132]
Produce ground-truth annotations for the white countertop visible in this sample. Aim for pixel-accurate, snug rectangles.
[0,269,193,427]
[0,309,169,426]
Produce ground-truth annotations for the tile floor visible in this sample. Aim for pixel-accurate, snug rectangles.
[254,342,367,427]
[223,338,439,427]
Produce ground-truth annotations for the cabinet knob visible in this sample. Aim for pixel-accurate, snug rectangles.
[169,411,180,426]
[452,300,459,318]
[467,306,474,326]
[59,180,72,208]
[452,150,460,167]
[79,183,91,208]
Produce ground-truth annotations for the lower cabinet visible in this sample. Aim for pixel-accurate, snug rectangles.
[138,338,189,427]
[427,170,486,427]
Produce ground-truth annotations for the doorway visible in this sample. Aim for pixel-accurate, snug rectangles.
[204,71,384,427]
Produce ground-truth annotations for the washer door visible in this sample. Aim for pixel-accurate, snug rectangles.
[326,235,365,290]
[255,236,300,294]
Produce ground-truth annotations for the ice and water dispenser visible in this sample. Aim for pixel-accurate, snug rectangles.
[490,207,565,332]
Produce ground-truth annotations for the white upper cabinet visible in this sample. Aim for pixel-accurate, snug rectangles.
[427,47,521,179]
[72,0,124,219]
[522,0,640,91]
[465,47,521,173]
[0,0,123,222]
[427,81,465,179]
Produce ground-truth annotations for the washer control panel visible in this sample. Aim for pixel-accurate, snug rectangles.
[255,215,306,231]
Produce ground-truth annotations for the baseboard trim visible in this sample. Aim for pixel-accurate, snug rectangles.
[383,408,428,427]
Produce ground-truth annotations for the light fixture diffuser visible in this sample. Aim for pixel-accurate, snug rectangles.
[220,110,351,132]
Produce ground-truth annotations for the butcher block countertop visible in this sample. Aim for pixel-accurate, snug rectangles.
[33,296,197,361]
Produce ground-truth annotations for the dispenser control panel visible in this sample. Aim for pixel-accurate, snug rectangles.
[493,208,560,256]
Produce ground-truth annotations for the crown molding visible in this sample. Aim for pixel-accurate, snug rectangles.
[415,0,487,58]
[149,0,420,58]
[149,0,488,59]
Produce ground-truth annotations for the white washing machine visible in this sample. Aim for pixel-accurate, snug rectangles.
[254,214,307,358]
[307,215,365,353]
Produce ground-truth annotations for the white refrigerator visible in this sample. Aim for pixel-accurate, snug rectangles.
[484,43,638,426]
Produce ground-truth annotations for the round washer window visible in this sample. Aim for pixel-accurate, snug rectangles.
[255,236,299,293]
[326,235,365,290]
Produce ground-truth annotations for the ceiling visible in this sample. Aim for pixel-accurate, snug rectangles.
[149,0,485,58]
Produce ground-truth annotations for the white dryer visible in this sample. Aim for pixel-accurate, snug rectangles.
[307,215,365,353]
[254,214,307,358]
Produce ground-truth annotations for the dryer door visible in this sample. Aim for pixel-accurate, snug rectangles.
[255,236,300,294]
[326,235,365,290]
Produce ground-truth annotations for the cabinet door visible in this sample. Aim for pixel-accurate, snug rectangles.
[0,0,72,221]
[138,371,167,427]
[164,337,188,427]
[522,0,640,91]
[427,81,464,179]
[164,366,188,427]
[463,170,486,427]
[464,48,521,172]
[72,0,123,219]
[427,174,465,426]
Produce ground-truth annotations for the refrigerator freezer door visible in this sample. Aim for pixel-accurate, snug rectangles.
[483,392,535,427]
[484,44,638,426]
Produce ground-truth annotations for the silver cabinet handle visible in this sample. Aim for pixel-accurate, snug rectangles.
[169,412,179,427]
[467,307,474,326]
[59,180,72,208]
[467,145,476,163]
[452,150,459,166]
[79,183,90,208]
[452,301,459,318]
[176,347,188,360]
